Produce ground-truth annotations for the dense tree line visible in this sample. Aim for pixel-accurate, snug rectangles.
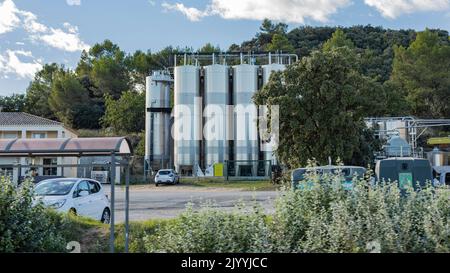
[253,26,450,167]
[16,41,182,131]
[1,21,449,165]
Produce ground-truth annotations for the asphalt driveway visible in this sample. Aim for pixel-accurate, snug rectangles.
[103,184,279,223]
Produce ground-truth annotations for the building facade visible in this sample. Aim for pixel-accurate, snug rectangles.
[0,112,78,181]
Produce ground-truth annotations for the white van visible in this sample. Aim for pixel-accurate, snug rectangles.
[433,166,450,186]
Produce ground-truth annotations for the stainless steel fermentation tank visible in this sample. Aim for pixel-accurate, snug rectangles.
[173,65,201,176]
[146,53,298,177]
[145,71,172,174]
[233,64,259,176]
[204,64,229,168]
[261,64,285,166]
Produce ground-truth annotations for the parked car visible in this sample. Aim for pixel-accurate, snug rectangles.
[432,166,450,186]
[155,169,180,186]
[34,178,111,223]
[375,158,433,191]
[291,165,368,190]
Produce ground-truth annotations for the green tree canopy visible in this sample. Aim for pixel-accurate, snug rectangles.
[254,47,385,167]
[266,33,295,53]
[25,63,62,119]
[391,29,450,118]
[102,91,145,134]
[76,40,130,99]
[0,94,26,112]
[322,29,355,51]
[259,19,288,36]
[125,50,156,91]
[48,70,91,128]
[198,43,221,53]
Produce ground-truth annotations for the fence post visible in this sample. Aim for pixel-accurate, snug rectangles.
[225,160,229,181]
[125,164,130,253]
[109,153,116,253]
[17,163,21,185]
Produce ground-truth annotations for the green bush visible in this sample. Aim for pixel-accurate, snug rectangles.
[270,169,450,253]
[143,168,450,253]
[144,203,271,253]
[0,177,70,252]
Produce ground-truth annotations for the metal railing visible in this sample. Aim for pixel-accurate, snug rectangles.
[0,161,131,253]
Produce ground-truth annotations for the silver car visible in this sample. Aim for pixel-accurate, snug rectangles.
[155,169,180,186]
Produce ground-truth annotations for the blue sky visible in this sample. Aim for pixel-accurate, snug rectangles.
[1,0,450,96]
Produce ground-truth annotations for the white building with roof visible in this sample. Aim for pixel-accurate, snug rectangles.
[0,112,78,181]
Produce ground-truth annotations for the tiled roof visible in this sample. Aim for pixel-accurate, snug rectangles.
[0,112,62,126]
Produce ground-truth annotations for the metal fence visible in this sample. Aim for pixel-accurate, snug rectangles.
[0,161,131,253]
[224,160,273,181]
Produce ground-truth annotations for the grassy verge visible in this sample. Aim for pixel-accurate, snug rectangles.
[118,178,279,191]
[114,219,175,252]
[179,177,278,191]
[62,215,174,253]
[61,214,109,253]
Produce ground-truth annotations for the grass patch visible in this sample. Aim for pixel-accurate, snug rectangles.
[60,214,109,253]
[62,215,174,253]
[180,178,278,191]
[114,219,175,253]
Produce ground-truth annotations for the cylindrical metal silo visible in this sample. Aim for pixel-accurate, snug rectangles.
[173,65,201,175]
[261,64,285,167]
[262,64,285,85]
[233,64,259,176]
[145,71,172,171]
[204,64,229,168]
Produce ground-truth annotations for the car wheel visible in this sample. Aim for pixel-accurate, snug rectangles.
[69,208,77,216]
[155,183,159,187]
[101,208,111,224]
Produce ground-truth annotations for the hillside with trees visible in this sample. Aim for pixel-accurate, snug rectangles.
[1,21,449,163]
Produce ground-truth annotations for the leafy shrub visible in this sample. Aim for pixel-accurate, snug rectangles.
[143,167,450,253]
[114,219,172,253]
[144,203,271,253]
[270,168,450,253]
[0,177,69,252]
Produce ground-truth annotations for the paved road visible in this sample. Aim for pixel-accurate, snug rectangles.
[103,184,279,223]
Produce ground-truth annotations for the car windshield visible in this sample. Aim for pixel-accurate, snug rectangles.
[159,171,171,175]
[35,180,77,196]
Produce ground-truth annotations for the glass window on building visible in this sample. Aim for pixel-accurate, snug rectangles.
[2,133,17,139]
[43,158,57,176]
[32,133,46,139]
[0,167,13,179]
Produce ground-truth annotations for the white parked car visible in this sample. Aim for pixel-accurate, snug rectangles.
[154,169,180,186]
[34,178,111,223]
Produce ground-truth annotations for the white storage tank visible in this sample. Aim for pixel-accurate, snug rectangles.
[173,65,201,175]
[262,64,285,84]
[261,64,285,166]
[204,64,229,168]
[233,64,259,176]
[145,71,172,169]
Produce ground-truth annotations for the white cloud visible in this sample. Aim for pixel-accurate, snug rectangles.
[0,0,89,52]
[21,11,49,33]
[162,0,351,23]
[66,0,81,6]
[34,27,90,52]
[63,22,79,33]
[0,49,42,79]
[365,0,450,18]
[0,0,89,79]
[0,0,21,34]
[162,3,208,21]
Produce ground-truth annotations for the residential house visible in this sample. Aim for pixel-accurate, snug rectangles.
[0,112,78,181]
